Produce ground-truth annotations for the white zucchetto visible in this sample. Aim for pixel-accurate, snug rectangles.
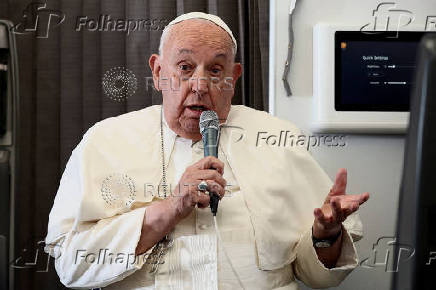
[164,12,237,53]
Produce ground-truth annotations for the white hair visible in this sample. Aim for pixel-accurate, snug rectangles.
[158,17,237,59]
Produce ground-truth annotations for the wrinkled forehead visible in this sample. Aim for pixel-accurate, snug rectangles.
[163,19,234,61]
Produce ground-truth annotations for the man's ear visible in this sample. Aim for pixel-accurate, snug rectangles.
[149,54,161,91]
[232,63,242,89]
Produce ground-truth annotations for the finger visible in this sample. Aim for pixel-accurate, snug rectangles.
[337,192,370,205]
[196,192,210,208]
[332,196,363,220]
[341,201,360,217]
[360,192,370,204]
[196,156,224,175]
[176,182,197,196]
[180,189,199,208]
[314,208,329,224]
[330,197,344,223]
[195,170,227,188]
[200,180,225,199]
[342,199,360,208]
[331,168,347,195]
[207,180,225,199]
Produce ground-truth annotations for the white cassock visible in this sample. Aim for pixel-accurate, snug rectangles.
[44,105,363,290]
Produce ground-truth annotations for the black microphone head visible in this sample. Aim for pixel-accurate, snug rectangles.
[199,110,219,135]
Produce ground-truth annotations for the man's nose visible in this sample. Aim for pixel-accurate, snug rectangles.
[190,67,209,96]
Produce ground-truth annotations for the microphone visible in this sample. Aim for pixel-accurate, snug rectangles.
[199,110,220,216]
[200,111,246,289]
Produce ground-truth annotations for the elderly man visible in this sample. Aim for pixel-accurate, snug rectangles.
[45,12,369,290]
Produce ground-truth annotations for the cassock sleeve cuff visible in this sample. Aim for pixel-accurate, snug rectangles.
[53,206,149,288]
[293,226,359,288]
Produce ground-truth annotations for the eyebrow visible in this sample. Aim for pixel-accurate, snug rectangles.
[177,49,228,59]
[214,53,227,59]
[178,49,194,55]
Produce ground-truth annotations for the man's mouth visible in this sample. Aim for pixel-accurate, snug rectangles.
[187,105,209,112]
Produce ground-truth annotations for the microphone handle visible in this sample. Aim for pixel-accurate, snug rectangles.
[202,127,220,216]
[202,128,218,157]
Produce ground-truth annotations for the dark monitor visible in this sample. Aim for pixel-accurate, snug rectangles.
[392,34,436,290]
[335,31,433,112]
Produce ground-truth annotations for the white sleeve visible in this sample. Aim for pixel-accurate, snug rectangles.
[44,129,151,289]
[292,226,359,288]
[48,207,148,289]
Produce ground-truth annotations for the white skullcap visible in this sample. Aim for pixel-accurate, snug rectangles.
[164,12,237,53]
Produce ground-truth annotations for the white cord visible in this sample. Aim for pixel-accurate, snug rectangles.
[213,216,246,290]
[289,0,297,14]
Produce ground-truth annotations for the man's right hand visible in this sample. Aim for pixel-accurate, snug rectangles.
[169,156,226,220]
[136,156,226,255]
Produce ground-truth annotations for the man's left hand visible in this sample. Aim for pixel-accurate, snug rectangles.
[313,168,370,239]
